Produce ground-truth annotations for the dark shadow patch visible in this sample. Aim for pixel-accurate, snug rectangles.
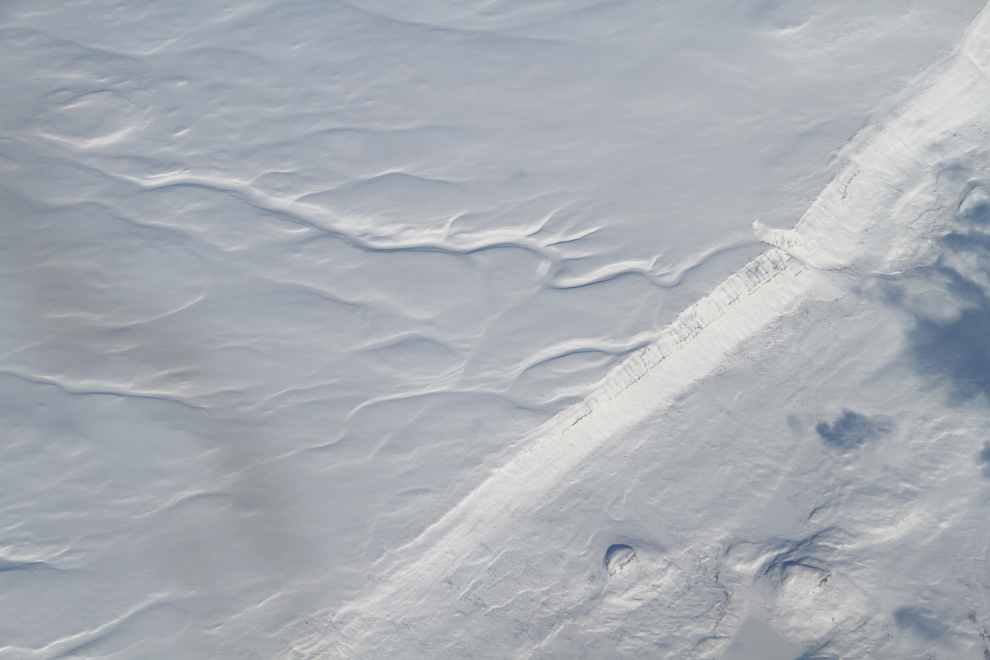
[907,234,990,404]
[904,184,990,406]
[894,607,948,640]
[957,185,990,226]
[815,410,892,451]
[756,528,839,591]
[603,544,636,576]
[909,304,990,403]
[796,649,838,660]
[978,442,990,478]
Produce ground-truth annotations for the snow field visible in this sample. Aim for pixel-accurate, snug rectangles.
[2,0,990,658]
[293,3,990,656]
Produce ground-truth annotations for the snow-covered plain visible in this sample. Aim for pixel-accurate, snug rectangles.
[3,0,990,658]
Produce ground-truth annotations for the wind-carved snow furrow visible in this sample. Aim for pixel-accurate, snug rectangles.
[0,596,173,660]
[545,236,760,290]
[106,172,578,257]
[292,4,990,657]
[0,370,206,411]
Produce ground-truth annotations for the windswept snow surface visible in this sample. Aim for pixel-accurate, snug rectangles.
[4,0,990,659]
[301,6,990,657]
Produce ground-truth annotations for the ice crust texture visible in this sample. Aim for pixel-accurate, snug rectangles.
[4,1,990,659]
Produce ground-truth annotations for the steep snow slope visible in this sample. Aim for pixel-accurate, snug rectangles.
[2,1,990,659]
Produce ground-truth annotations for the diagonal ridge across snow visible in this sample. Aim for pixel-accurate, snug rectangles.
[291,248,816,659]
[379,247,813,568]
[289,3,990,657]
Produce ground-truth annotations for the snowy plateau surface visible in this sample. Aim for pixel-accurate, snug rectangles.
[4,0,990,658]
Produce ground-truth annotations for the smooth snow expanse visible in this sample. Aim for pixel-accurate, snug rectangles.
[3,1,990,658]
